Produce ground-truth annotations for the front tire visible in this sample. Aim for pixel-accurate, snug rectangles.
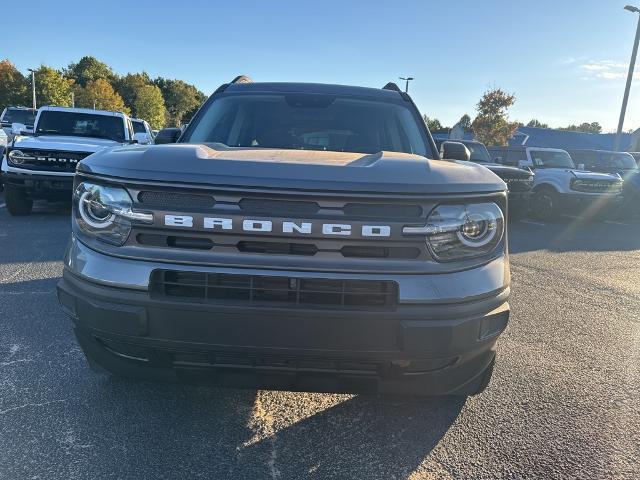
[5,186,34,216]
[531,188,559,221]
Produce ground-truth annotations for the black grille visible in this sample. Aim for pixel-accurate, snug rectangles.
[138,191,215,209]
[10,149,90,172]
[239,198,320,216]
[343,203,423,219]
[150,270,398,309]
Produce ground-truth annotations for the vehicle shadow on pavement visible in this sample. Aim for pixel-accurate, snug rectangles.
[508,216,640,254]
[239,393,465,479]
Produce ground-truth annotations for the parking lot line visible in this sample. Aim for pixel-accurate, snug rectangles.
[520,220,546,226]
[603,220,631,226]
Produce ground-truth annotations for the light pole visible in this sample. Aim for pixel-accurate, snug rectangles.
[614,5,640,151]
[27,68,36,109]
[399,76,414,93]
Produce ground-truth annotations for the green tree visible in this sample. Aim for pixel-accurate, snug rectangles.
[423,115,443,132]
[65,56,115,87]
[459,114,472,129]
[75,79,129,114]
[0,59,28,108]
[527,119,549,128]
[471,88,518,146]
[115,72,152,116]
[155,78,206,126]
[561,122,602,134]
[133,84,166,129]
[32,65,74,107]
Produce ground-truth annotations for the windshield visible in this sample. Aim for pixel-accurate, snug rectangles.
[35,111,126,142]
[464,142,491,163]
[529,150,575,169]
[132,120,146,134]
[1,108,37,127]
[183,93,433,157]
[600,152,637,170]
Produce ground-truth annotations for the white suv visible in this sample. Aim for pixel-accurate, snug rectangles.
[1,106,134,215]
[488,146,623,220]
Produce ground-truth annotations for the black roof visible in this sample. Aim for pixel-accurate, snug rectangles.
[223,82,403,99]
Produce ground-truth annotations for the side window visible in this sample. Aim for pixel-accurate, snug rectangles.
[505,149,523,166]
[573,151,597,169]
[490,149,506,164]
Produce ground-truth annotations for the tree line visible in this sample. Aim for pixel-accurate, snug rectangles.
[0,56,207,130]
[425,88,608,146]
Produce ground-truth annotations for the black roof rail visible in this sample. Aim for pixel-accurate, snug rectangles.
[213,75,253,94]
[382,82,401,92]
[231,75,253,84]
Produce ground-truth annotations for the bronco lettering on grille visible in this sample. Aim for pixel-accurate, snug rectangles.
[164,215,392,237]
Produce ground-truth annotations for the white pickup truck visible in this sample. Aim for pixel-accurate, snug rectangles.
[1,106,135,215]
[488,146,623,220]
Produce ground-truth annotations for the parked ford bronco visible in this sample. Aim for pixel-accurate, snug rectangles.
[435,139,533,220]
[488,146,623,220]
[1,106,134,215]
[567,149,639,214]
[57,78,511,396]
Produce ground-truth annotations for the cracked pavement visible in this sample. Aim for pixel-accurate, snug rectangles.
[0,196,639,479]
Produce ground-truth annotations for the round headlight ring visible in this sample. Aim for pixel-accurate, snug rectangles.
[79,190,116,228]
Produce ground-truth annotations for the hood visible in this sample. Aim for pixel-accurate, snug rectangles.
[78,144,506,194]
[12,135,121,153]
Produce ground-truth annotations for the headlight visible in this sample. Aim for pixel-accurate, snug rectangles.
[7,149,34,165]
[73,182,153,246]
[403,202,504,262]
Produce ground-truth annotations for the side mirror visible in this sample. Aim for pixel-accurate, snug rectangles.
[517,160,534,170]
[154,127,182,145]
[578,163,585,170]
[11,122,27,135]
[441,141,470,161]
[133,132,151,145]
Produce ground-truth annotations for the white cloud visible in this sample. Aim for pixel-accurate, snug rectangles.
[579,59,633,80]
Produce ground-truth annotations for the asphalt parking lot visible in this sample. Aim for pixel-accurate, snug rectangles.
[1,194,639,480]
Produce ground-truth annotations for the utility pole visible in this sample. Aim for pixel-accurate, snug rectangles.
[399,76,414,93]
[71,92,75,108]
[93,99,97,109]
[27,68,36,109]
[614,5,640,151]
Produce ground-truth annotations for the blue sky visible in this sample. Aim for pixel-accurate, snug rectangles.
[5,0,640,131]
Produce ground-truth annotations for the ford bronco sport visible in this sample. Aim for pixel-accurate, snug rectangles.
[2,106,134,215]
[57,78,511,396]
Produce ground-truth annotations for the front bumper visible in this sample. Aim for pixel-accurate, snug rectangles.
[57,237,511,395]
[2,170,74,199]
[560,191,623,213]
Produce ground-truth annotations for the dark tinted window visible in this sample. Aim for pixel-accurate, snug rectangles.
[1,108,37,126]
[599,152,637,170]
[35,111,125,142]
[569,151,598,169]
[183,93,433,157]
[463,142,491,162]
[132,120,146,134]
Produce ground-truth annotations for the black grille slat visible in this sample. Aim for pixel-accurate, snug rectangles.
[151,271,397,310]
[138,191,215,209]
[238,198,320,216]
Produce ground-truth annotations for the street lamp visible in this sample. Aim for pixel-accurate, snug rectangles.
[27,68,36,109]
[399,76,414,93]
[614,5,640,151]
